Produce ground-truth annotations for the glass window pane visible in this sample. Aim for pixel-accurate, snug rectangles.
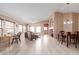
[18,25,22,32]
[44,27,48,30]
[36,26,41,33]
[5,21,14,35]
[30,26,34,32]
[0,29,2,36]
[5,21,14,28]
[23,26,26,32]
[0,20,1,28]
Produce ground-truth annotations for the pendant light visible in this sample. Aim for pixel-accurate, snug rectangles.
[64,3,72,24]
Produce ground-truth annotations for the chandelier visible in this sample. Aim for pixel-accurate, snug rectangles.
[64,20,72,24]
[64,3,72,24]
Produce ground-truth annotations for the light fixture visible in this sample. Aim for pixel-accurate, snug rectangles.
[64,22,66,24]
[63,3,73,25]
[64,20,72,24]
[70,21,72,23]
[67,21,70,24]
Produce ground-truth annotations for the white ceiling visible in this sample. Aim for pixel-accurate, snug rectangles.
[0,3,79,23]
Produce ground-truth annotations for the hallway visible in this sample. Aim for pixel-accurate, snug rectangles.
[0,33,79,55]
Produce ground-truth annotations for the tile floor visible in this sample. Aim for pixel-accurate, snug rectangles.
[0,33,79,55]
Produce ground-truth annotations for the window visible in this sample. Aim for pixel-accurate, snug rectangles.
[44,27,48,31]
[23,26,26,32]
[5,21,14,35]
[18,25,23,32]
[30,26,34,32]
[36,26,41,33]
[0,20,1,28]
[0,20,2,36]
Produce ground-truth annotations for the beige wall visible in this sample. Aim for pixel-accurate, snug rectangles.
[49,12,79,38]
[72,13,78,32]
[53,12,63,38]
[63,13,78,32]
[78,14,79,31]
[63,13,72,32]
